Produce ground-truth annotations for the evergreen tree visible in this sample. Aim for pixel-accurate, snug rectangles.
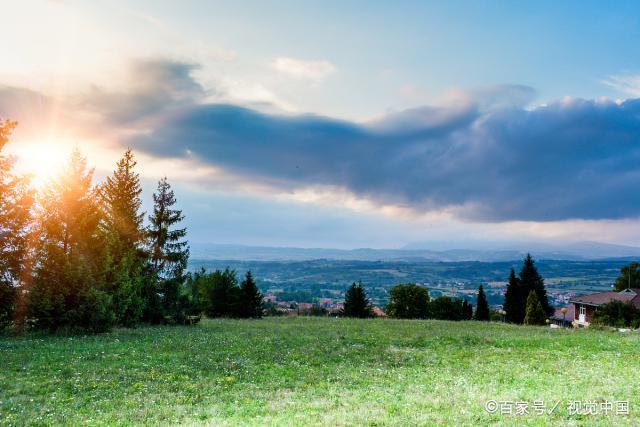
[201,268,239,317]
[519,254,552,317]
[140,264,163,324]
[386,283,430,319]
[0,120,33,329]
[100,149,145,247]
[184,268,206,315]
[523,290,547,325]
[613,262,640,291]
[148,177,189,280]
[158,278,196,324]
[474,285,490,321]
[29,150,114,332]
[99,149,145,326]
[503,268,524,324]
[341,281,372,318]
[462,299,473,320]
[238,271,263,318]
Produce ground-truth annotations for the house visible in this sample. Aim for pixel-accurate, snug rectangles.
[372,306,386,317]
[263,293,278,303]
[569,288,640,327]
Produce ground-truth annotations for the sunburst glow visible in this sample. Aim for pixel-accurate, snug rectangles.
[13,140,75,188]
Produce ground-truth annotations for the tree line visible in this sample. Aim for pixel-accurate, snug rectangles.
[340,254,555,325]
[340,281,489,321]
[0,120,262,333]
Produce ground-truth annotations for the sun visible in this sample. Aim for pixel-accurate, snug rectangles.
[15,139,73,188]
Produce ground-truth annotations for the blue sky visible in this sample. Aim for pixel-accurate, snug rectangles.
[1,0,640,248]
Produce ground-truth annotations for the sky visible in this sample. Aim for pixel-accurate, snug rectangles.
[1,0,640,249]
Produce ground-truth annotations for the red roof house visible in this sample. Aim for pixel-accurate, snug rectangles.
[569,288,640,327]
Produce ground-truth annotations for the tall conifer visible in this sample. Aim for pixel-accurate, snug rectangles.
[519,254,552,317]
[342,281,372,318]
[239,271,263,318]
[100,149,145,325]
[29,150,114,331]
[0,120,33,328]
[503,268,524,323]
[474,284,490,321]
[148,177,189,280]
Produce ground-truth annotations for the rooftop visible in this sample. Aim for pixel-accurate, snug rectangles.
[569,288,640,308]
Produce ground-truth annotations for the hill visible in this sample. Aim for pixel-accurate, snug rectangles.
[1,318,638,425]
[189,241,640,262]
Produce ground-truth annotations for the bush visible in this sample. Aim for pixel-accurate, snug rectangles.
[263,302,286,316]
[593,300,640,328]
[197,268,264,319]
[428,296,467,321]
[76,287,115,334]
[159,278,201,325]
[299,304,328,316]
[0,281,16,330]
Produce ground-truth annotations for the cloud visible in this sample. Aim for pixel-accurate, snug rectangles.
[84,59,207,125]
[2,59,640,224]
[119,68,640,222]
[270,57,336,81]
[603,74,640,97]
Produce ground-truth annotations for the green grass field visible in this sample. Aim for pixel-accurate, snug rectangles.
[2,318,639,426]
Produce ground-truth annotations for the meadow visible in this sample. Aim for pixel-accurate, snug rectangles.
[1,318,639,426]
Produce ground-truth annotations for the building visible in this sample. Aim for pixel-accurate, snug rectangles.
[550,305,574,327]
[569,288,640,327]
[263,293,277,303]
[372,306,386,317]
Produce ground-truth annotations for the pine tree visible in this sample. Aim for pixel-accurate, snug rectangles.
[0,119,33,328]
[100,149,145,246]
[342,281,372,318]
[148,177,189,280]
[39,149,101,257]
[474,284,490,321]
[201,268,239,317]
[30,150,113,332]
[523,290,547,325]
[238,271,263,318]
[462,299,473,320]
[503,268,524,324]
[99,149,145,326]
[519,254,552,317]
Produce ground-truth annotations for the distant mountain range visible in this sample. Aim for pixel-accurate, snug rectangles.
[189,241,640,262]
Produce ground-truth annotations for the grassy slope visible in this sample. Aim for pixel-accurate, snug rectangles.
[1,318,639,426]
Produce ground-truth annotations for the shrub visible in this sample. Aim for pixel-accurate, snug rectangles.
[428,296,466,321]
[0,281,16,330]
[593,300,640,328]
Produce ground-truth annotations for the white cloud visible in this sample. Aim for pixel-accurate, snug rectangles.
[271,57,336,81]
[602,74,640,97]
